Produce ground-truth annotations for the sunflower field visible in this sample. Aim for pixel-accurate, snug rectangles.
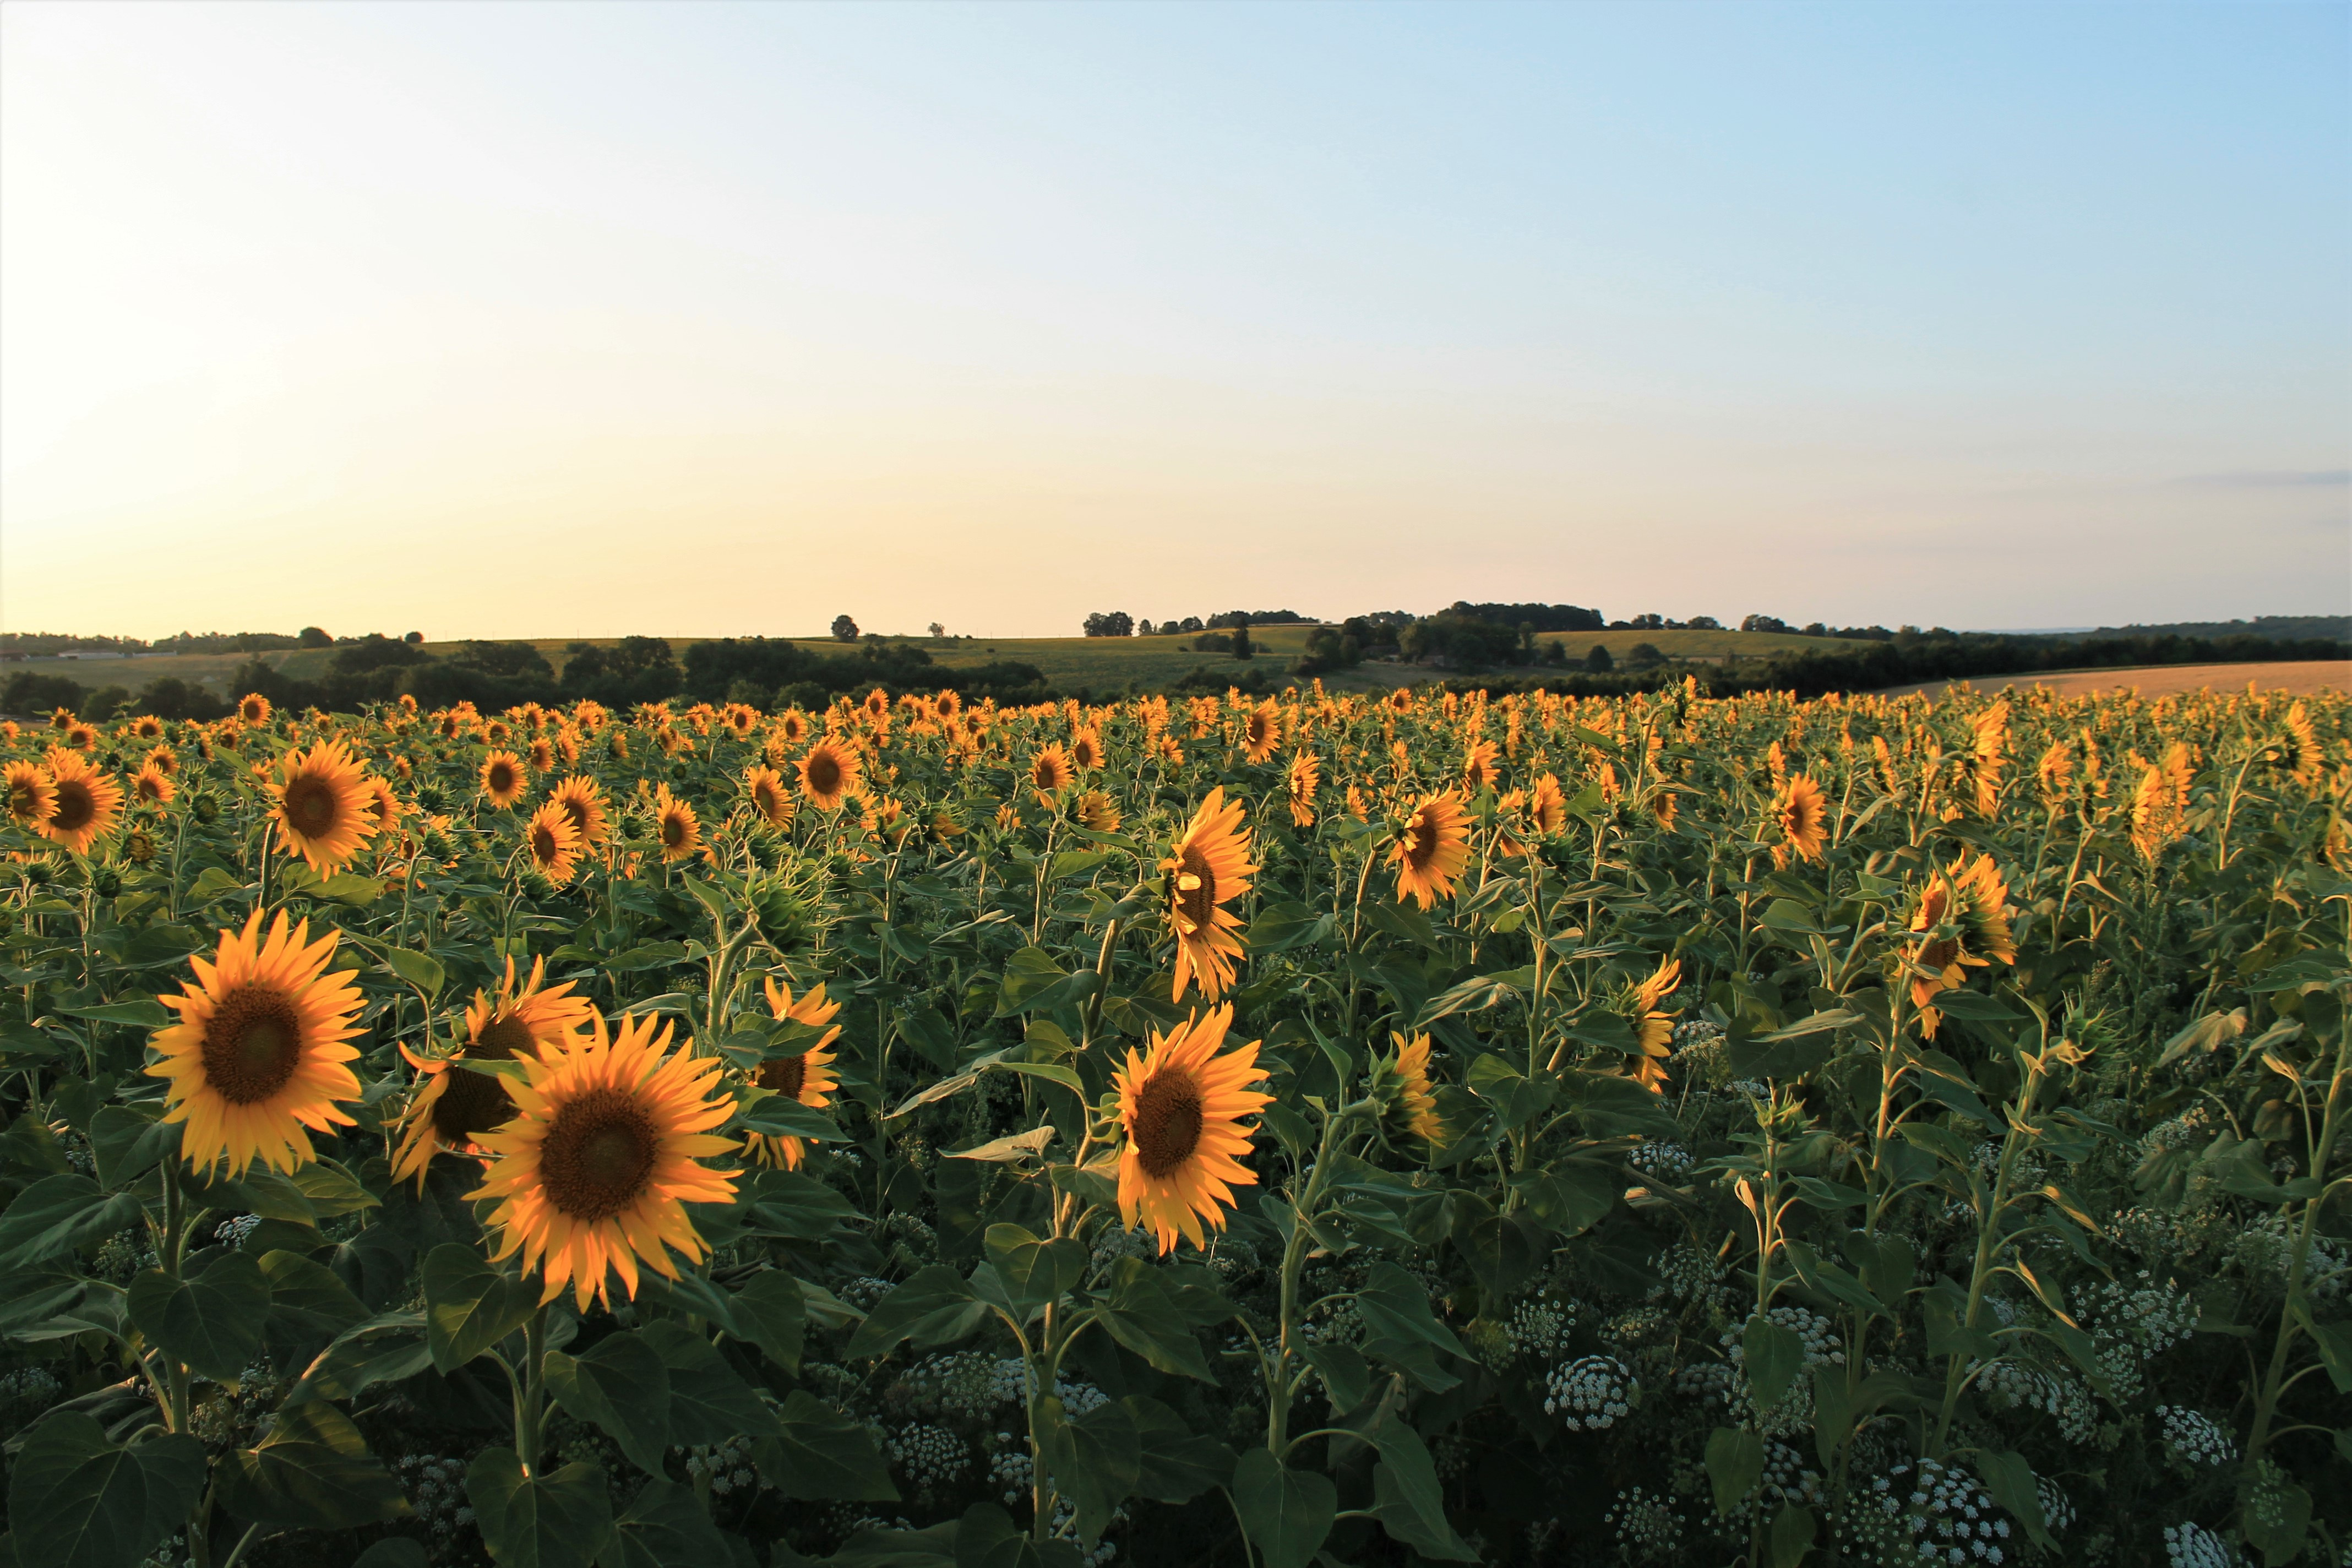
[0,678,2347,1568]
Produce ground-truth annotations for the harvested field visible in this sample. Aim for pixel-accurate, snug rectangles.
[1880,659,2349,701]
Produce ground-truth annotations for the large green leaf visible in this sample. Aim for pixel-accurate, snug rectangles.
[1122,1395,1233,1504]
[985,1224,1086,1322]
[543,1332,672,1475]
[287,1311,433,1404]
[258,1249,370,1370]
[88,1107,179,1191]
[726,1268,807,1371]
[466,1448,615,1568]
[602,1479,729,1568]
[1095,1257,1212,1380]
[1363,1408,1477,1561]
[128,1253,270,1381]
[1743,1313,1805,1417]
[846,1266,987,1360]
[1706,1427,1766,1516]
[215,1397,409,1529]
[0,1174,143,1271]
[1229,1449,1336,1568]
[753,1390,898,1500]
[4,1415,205,1568]
[640,1320,779,1445]
[422,1242,540,1372]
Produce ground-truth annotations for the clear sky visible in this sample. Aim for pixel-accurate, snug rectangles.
[3,1,2346,641]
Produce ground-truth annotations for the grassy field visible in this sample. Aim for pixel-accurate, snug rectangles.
[12,624,1859,699]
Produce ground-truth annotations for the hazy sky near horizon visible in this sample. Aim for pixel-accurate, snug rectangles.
[3,2,2346,641]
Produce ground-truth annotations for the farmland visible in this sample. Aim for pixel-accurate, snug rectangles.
[0,676,2346,1568]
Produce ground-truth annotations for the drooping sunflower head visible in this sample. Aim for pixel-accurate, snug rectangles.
[1076,790,1123,833]
[746,766,796,829]
[367,776,403,837]
[1070,727,1104,771]
[1369,1031,1445,1148]
[549,775,609,848]
[4,761,56,832]
[652,783,702,863]
[525,800,583,886]
[1031,744,1075,796]
[1772,775,1828,868]
[527,738,554,774]
[40,748,122,857]
[1113,1004,1272,1254]
[475,1012,741,1310]
[1530,772,1568,835]
[1628,955,1682,1088]
[480,750,527,809]
[1389,792,1470,910]
[798,738,860,812]
[1285,749,1321,827]
[148,910,365,1176]
[1463,740,1500,793]
[238,693,273,726]
[748,976,843,1168]
[268,738,375,876]
[1904,854,2015,1031]
[1162,786,1257,1001]
[1243,703,1282,765]
[2275,703,2323,786]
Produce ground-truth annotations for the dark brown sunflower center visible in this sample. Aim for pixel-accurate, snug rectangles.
[759,1053,808,1099]
[284,775,338,833]
[531,823,562,865]
[200,985,304,1104]
[661,811,688,848]
[1174,845,1217,929]
[51,780,95,835]
[540,1087,659,1220]
[807,751,841,795]
[8,782,39,819]
[488,764,516,795]
[1402,812,1439,870]
[431,1016,533,1143]
[1132,1069,1204,1178]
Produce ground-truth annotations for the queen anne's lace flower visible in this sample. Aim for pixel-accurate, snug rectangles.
[1544,1355,1635,1429]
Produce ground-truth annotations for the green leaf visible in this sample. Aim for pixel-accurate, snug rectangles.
[641,1320,780,1445]
[846,1266,987,1360]
[2243,1469,2314,1568]
[286,1311,432,1404]
[1970,1451,2052,1551]
[1095,1257,1212,1380]
[732,1093,843,1142]
[4,1415,206,1568]
[1229,1449,1336,1568]
[467,1448,615,1568]
[1357,1261,1471,1361]
[1414,972,1527,1028]
[258,1249,370,1369]
[544,1333,672,1476]
[380,946,445,1000]
[727,1268,807,1371]
[602,1478,730,1568]
[1768,1504,1817,1567]
[1243,901,1332,954]
[753,1390,899,1501]
[55,998,172,1029]
[88,1106,178,1191]
[421,1243,541,1372]
[1743,1314,1804,1423]
[1929,988,2024,1022]
[0,1174,143,1271]
[290,1158,379,1217]
[1122,1395,1233,1504]
[1706,1427,1766,1516]
[995,947,1071,1015]
[1363,1411,1477,1561]
[945,1127,1057,1163]
[128,1253,270,1381]
[986,1224,1086,1321]
[312,872,386,907]
[2296,1309,2352,1393]
[1463,1053,1551,1130]
[1512,1162,1615,1238]
[1759,899,1825,935]
[1303,1342,1370,1415]
[215,1397,409,1529]
[1033,1395,1139,1544]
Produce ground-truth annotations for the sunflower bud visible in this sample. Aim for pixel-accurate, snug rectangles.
[417,784,448,813]
[191,791,222,825]
[89,865,123,899]
[518,869,558,902]
[125,828,157,865]
[20,854,56,886]
[422,826,457,861]
[1367,1032,1445,1148]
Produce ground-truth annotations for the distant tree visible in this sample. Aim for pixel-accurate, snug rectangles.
[1179,617,1205,634]
[1231,616,1254,661]
[831,615,859,643]
[450,641,554,680]
[1082,612,1134,638]
[928,622,945,639]
[403,630,424,644]
[1741,614,1791,634]
[1625,642,1665,671]
[1136,619,1155,636]
[1540,640,1568,667]
[1585,644,1614,673]
[297,626,333,648]
[1683,615,1721,631]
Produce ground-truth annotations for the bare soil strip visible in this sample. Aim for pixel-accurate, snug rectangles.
[1876,661,2350,701]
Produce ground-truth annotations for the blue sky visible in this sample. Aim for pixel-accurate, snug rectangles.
[2,1,2344,638]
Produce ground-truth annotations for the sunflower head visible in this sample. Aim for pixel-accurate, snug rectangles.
[238,693,273,726]
[40,748,123,857]
[798,738,860,812]
[746,766,796,829]
[1463,740,1500,793]
[475,1012,741,1310]
[481,750,527,809]
[1285,750,1320,828]
[1243,703,1282,765]
[1162,787,1257,1002]
[1772,775,1828,868]
[133,762,176,805]
[1113,1005,1272,1254]
[1076,790,1123,834]
[549,775,609,848]
[1070,727,1104,772]
[1904,854,2015,1034]
[149,910,365,1175]
[1369,1032,1445,1148]
[525,801,583,885]
[4,761,56,831]
[268,738,376,876]
[748,976,843,1168]
[1389,792,1470,910]
[1031,744,1075,796]
[652,783,703,863]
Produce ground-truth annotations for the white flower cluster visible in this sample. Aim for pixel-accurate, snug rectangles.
[1651,1241,1725,1303]
[212,1213,262,1249]
[1866,1458,2012,1564]
[992,1446,1034,1505]
[2138,1107,2213,1159]
[1721,1439,1823,1522]
[2231,1212,2349,1303]
[1543,1355,1635,1430]
[839,1276,899,1311]
[683,1435,761,1496]
[2082,1270,2197,1360]
[886,1423,971,1493]
[902,1352,1025,1420]
[2037,1476,2075,1537]
[1630,1141,1697,1182]
[2052,1372,2097,1445]
[398,1453,477,1551]
[2162,1521,2239,1568]
[1603,1305,1668,1351]
[1721,1306,1844,1434]
[1971,1359,2061,1418]
[1605,1485,1685,1562]
[1672,1360,1733,1403]
[1506,1291,1576,1362]
[1301,1297,1364,1348]
[2157,1406,2236,1467]
[1091,1224,1155,1270]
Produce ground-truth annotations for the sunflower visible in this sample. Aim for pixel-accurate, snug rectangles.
[65,722,98,753]
[934,689,963,721]
[1076,790,1123,833]
[863,688,890,721]
[549,775,611,848]
[2130,744,2192,862]
[1243,703,1282,765]
[1163,786,1256,1002]
[725,704,759,738]
[1031,744,1075,796]
[148,910,365,1176]
[367,776,404,839]
[1529,772,1568,835]
[129,714,165,741]
[1627,956,1681,1092]
[2035,740,2074,805]
[527,738,554,774]
[1905,854,2015,1036]
[653,783,702,862]
[238,693,273,726]
[745,766,796,829]
[145,744,179,777]
[389,956,597,1189]
[798,738,861,812]
[1285,750,1320,828]
[1070,727,1104,771]
[1370,1032,1445,1146]
[132,762,176,806]
[49,707,74,731]
[1390,793,1469,910]
[1112,1004,1272,1254]
[475,1012,740,1310]
[2277,702,2322,787]
[268,738,376,875]
[5,761,56,833]
[480,750,527,809]
[777,709,811,745]
[40,749,122,857]
[1771,775,1828,868]
[524,801,584,885]
[1463,740,1500,793]
[746,976,842,1169]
